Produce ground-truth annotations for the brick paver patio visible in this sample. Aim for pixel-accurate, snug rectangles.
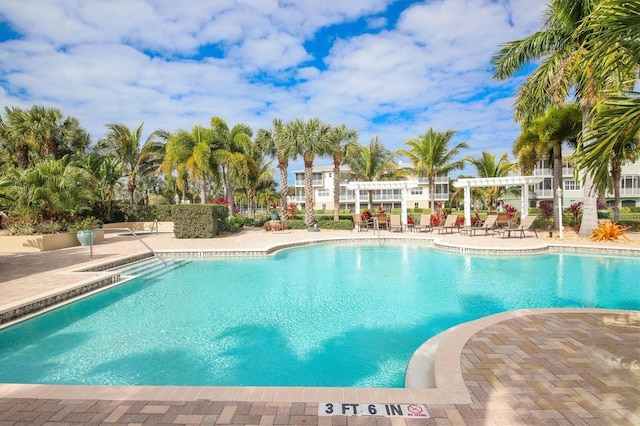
[1,229,638,424]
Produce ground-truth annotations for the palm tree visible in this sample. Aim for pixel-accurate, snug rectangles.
[397,128,468,211]
[234,139,274,218]
[210,117,253,212]
[464,151,518,212]
[492,0,607,236]
[574,0,640,221]
[255,118,292,217]
[0,106,90,169]
[327,124,358,220]
[513,103,582,226]
[344,136,397,210]
[9,157,94,221]
[97,123,167,204]
[286,117,332,227]
[163,126,217,204]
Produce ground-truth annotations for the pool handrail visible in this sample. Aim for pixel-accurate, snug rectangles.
[88,227,167,266]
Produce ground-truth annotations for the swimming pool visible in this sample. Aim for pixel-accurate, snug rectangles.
[0,244,638,388]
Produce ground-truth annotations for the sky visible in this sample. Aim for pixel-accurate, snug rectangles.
[0,0,547,178]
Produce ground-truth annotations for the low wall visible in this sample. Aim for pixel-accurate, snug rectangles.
[0,231,105,253]
[102,221,174,233]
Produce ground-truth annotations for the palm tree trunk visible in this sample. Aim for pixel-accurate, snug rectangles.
[16,141,30,169]
[611,159,621,222]
[552,143,563,229]
[200,179,206,204]
[128,175,136,204]
[279,162,288,220]
[368,190,373,211]
[304,160,314,228]
[333,162,340,221]
[429,177,435,211]
[578,108,598,237]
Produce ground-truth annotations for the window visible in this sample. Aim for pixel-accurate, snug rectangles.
[312,172,323,186]
[414,202,419,209]
[317,189,330,197]
[410,187,423,195]
[564,179,581,191]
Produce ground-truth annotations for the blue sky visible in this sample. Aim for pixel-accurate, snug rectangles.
[0,0,546,177]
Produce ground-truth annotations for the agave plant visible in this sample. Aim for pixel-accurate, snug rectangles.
[590,221,630,242]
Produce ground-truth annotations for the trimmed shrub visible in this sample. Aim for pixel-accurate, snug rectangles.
[172,204,228,238]
[318,219,353,230]
[286,219,307,229]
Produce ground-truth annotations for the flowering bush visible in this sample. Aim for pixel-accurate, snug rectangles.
[503,204,517,219]
[430,210,446,226]
[286,202,299,218]
[539,201,553,221]
[361,210,372,221]
[455,216,465,227]
[212,197,239,214]
[407,216,414,225]
[262,220,291,232]
[375,205,386,214]
[569,202,582,222]
[471,214,482,227]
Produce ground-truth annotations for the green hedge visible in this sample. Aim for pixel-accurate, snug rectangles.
[318,219,353,230]
[171,204,228,238]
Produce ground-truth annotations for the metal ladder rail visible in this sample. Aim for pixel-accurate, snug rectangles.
[89,227,168,266]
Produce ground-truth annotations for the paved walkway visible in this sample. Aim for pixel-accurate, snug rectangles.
[1,228,639,425]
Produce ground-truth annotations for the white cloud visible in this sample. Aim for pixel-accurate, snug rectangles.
[0,0,549,176]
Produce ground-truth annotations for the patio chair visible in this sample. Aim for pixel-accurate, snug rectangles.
[434,214,458,234]
[494,215,538,238]
[388,214,403,232]
[414,214,433,232]
[352,214,370,232]
[469,214,498,236]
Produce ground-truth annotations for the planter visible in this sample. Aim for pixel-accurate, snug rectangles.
[76,230,97,246]
[270,213,278,220]
[0,231,103,253]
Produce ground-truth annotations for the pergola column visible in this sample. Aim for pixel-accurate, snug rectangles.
[463,184,471,227]
[521,184,530,218]
[401,186,408,230]
[354,188,361,214]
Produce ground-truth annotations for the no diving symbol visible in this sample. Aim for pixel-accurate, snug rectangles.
[407,404,427,417]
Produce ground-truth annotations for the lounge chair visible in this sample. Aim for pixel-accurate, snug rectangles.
[388,214,403,232]
[494,215,538,238]
[469,214,498,236]
[414,214,432,232]
[434,214,458,234]
[352,214,370,232]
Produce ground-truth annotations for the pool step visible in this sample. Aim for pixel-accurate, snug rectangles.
[112,258,188,278]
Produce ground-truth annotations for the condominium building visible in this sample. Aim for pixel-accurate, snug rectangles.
[292,164,449,211]
[530,158,640,208]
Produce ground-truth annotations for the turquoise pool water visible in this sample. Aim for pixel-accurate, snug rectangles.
[1,244,638,388]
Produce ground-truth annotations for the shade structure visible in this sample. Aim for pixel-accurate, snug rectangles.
[453,176,545,227]
[345,181,419,230]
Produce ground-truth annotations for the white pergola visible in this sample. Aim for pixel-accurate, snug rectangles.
[346,180,419,228]
[453,176,545,227]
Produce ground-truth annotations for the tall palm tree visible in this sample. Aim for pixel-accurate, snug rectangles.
[492,0,606,236]
[210,117,253,211]
[97,123,167,204]
[286,117,332,227]
[344,136,397,210]
[397,128,468,211]
[574,0,640,221]
[513,103,582,226]
[163,126,217,204]
[255,118,292,217]
[464,151,518,212]
[0,106,90,169]
[327,124,358,220]
[234,139,273,218]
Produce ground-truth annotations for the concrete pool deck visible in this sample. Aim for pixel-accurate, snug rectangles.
[0,227,639,424]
